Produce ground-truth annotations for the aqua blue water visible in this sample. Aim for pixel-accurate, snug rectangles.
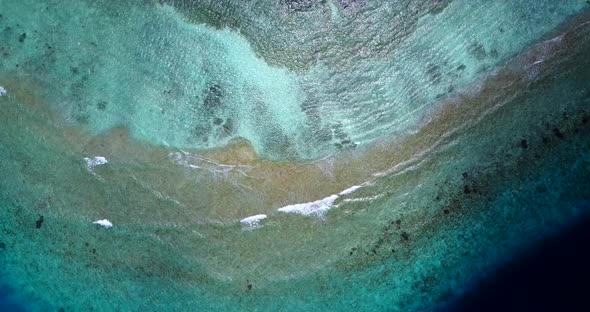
[1,1,590,311]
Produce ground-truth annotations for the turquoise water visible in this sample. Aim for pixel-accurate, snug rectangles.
[1,1,590,311]
[1,0,586,159]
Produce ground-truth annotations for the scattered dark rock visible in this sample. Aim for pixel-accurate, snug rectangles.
[58,308,65,312]
[462,172,469,179]
[283,0,315,12]
[401,232,410,241]
[490,49,499,58]
[463,185,472,194]
[519,139,528,149]
[334,137,357,150]
[246,280,253,291]
[204,84,223,110]
[70,66,79,75]
[75,113,90,124]
[97,101,107,110]
[457,64,466,71]
[35,215,44,229]
[84,242,89,247]
[468,42,487,60]
[443,209,450,215]
[542,136,550,144]
[430,0,449,15]
[552,128,564,139]
[92,248,96,254]
[0,242,5,249]
[583,116,589,125]
[192,123,210,139]
[18,33,26,43]
[426,63,442,84]
[212,117,223,125]
[338,0,365,11]
[222,118,234,134]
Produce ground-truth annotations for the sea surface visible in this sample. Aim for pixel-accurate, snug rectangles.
[1,0,590,311]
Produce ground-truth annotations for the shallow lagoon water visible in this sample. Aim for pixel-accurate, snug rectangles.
[1,1,590,311]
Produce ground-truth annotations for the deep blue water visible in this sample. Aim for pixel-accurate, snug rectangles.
[443,204,590,311]
[0,281,26,312]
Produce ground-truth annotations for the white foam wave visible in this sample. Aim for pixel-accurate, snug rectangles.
[240,214,267,228]
[278,194,339,218]
[277,182,374,218]
[339,185,364,196]
[339,181,375,195]
[0,86,6,96]
[84,156,108,171]
[93,219,113,229]
[342,194,385,203]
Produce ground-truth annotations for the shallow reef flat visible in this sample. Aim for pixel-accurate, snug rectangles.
[1,0,587,159]
[0,1,590,311]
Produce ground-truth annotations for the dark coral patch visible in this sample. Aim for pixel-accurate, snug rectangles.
[552,128,564,139]
[463,185,472,194]
[35,215,44,229]
[204,84,223,110]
